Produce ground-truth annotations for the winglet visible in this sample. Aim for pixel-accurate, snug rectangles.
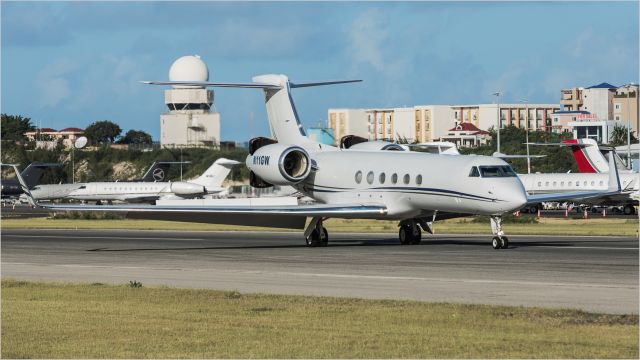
[608,151,622,192]
[9,164,38,207]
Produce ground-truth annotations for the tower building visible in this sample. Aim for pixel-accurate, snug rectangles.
[160,55,220,147]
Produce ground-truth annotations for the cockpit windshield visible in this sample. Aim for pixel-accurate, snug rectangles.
[479,165,517,178]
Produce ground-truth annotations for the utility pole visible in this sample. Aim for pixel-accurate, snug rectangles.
[520,98,531,174]
[492,92,502,154]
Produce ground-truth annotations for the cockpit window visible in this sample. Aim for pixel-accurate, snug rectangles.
[468,166,480,177]
[479,165,517,178]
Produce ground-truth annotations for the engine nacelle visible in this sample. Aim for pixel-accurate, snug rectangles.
[349,140,406,151]
[170,182,206,196]
[246,143,311,185]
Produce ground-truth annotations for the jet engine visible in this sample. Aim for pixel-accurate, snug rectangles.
[340,135,406,151]
[246,143,311,186]
[169,182,206,196]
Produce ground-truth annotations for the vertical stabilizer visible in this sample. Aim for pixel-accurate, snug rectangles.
[251,74,314,145]
[190,158,240,189]
[563,139,609,173]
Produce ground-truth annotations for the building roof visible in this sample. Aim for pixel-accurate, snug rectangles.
[449,122,490,135]
[551,110,591,115]
[59,127,84,133]
[37,128,57,132]
[587,82,617,89]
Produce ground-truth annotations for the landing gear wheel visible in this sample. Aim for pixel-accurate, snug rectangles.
[492,236,501,250]
[320,227,328,247]
[410,227,422,245]
[399,225,412,245]
[306,229,322,247]
[501,236,509,249]
[623,204,635,216]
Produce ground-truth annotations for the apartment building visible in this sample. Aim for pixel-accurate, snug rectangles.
[327,108,368,144]
[613,84,639,133]
[450,104,559,131]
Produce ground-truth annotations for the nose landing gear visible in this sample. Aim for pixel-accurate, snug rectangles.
[490,215,509,249]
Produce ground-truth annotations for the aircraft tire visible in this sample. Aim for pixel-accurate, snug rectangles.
[410,227,422,245]
[320,227,329,247]
[306,230,321,247]
[399,226,412,245]
[501,237,509,249]
[492,236,501,250]
[623,204,635,216]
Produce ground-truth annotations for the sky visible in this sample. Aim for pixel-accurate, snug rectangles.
[2,1,639,142]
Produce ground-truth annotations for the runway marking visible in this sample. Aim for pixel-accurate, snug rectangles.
[6,235,210,241]
[5,234,638,250]
[4,262,637,290]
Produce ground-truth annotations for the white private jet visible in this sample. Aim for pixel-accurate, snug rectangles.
[27,158,239,203]
[19,74,621,249]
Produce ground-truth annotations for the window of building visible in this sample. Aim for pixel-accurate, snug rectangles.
[615,103,621,110]
[367,171,374,184]
[355,171,362,184]
[379,173,386,184]
[416,174,422,185]
[403,174,410,184]
[391,173,398,184]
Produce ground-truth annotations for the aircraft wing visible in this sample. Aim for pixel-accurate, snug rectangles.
[39,203,389,229]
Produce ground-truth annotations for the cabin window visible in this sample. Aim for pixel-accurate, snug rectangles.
[591,181,595,186]
[599,181,604,186]
[568,181,572,186]
[391,173,398,184]
[379,173,386,184]
[576,181,579,187]
[403,174,410,184]
[366,171,374,185]
[355,171,362,184]
[583,181,587,186]
[545,181,549,186]
[468,167,480,177]
[416,174,423,185]
[553,181,557,186]
[561,181,564,186]
[538,182,542,187]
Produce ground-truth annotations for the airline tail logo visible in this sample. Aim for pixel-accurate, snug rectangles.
[253,155,270,166]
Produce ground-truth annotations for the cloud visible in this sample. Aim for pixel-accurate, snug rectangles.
[347,8,388,72]
[36,59,75,107]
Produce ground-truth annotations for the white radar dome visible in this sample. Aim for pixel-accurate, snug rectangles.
[168,55,209,88]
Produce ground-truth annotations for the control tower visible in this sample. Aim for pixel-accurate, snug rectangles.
[160,55,220,147]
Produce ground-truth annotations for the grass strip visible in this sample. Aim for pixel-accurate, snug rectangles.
[2,279,638,359]
[2,217,638,236]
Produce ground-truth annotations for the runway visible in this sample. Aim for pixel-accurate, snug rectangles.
[2,229,638,314]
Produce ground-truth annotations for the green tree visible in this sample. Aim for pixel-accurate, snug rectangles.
[84,120,122,145]
[1,114,35,141]
[608,124,637,147]
[118,129,153,145]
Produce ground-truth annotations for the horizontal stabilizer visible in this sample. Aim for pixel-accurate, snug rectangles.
[289,80,362,88]
[141,81,282,89]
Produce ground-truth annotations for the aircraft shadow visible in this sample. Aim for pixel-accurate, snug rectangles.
[86,238,580,252]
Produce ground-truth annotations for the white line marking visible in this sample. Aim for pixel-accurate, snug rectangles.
[3,262,637,290]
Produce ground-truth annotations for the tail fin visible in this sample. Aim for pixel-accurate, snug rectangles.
[143,75,360,145]
[189,158,240,189]
[21,162,62,189]
[562,139,608,173]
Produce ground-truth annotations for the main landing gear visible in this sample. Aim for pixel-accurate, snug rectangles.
[398,219,433,245]
[490,215,509,250]
[304,217,328,247]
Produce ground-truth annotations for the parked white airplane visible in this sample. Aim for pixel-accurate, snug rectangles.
[28,158,239,203]
[22,74,621,249]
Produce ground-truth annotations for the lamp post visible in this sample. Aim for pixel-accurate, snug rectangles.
[520,98,531,174]
[625,83,635,168]
[492,91,502,154]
